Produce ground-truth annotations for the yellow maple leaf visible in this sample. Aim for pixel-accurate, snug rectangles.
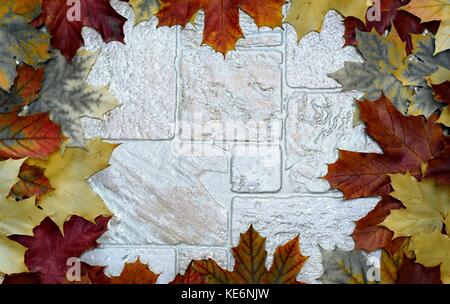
[27,139,118,230]
[413,230,450,283]
[0,159,47,274]
[380,173,450,239]
[402,0,449,54]
[285,0,370,40]
[129,0,160,25]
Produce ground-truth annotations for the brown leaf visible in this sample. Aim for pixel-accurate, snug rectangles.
[352,196,405,254]
[325,95,445,199]
[111,258,159,284]
[9,163,54,200]
[172,225,308,284]
[426,145,450,185]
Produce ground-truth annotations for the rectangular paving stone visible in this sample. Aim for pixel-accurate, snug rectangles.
[231,196,378,283]
[81,246,176,284]
[285,92,380,193]
[81,2,177,140]
[231,144,282,193]
[89,141,229,246]
[179,50,283,142]
[285,10,362,89]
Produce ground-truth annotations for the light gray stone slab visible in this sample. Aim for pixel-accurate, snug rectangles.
[81,246,176,284]
[89,141,229,246]
[81,1,177,139]
[285,92,380,193]
[181,12,283,49]
[177,247,229,273]
[231,144,282,193]
[231,196,378,284]
[179,50,283,142]
[285,10,362,89]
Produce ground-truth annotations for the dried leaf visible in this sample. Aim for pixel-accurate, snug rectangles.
[352,196,405,254]
[27,50,119,147]
[0,65,44,113]
[0,112,63,160]
[381,173,450,238]
[32,0,127,60]
[111,258,159,284]
[156,0,285,55]
[426,145,450,184]
[319,246,374,284]
[26,139,117,230]
[325,96,445,199]
[128,0,160,24]
[330,31,410,112]
[0,159,47,274]
[13,215,110,284]
[286,0,369,41]
[0,0,51,91]
[401,0,449,54]
[172,225,308,284]
[9,163,54,200]
[413,230,450,283]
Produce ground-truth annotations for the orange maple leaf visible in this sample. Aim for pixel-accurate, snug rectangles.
[156,0,285,55]
[172,225,308,284]
[111,258,160,284]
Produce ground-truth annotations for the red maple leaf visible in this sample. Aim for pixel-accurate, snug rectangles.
[12,215,110,284]
[32,0,128,60]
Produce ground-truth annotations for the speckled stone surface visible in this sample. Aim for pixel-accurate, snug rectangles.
[81,1,380,283]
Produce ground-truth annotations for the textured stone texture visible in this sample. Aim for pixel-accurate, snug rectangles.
[285,92,380,193]
[178,49,283,142]
[81,2,381,283]
[231,144,282,193]
[81,2,177,140]
[89,141,229,246]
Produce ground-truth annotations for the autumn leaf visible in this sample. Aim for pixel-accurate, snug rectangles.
[352,196,405,254]
[27,50,119,147]
[286,0,369,41]
[12,215,110,284]
[172,225,308,284]
[381,173,450,238]
[319,246,374,284]
[426,145,450,185]
[111,258,159,284]
[380,249,442,284]
[26,139,117,230]
[9,163,54,200]
[0,112,63,160]
[344,1,440,54]
[330,31,410,112]
[0,65,44,114]
[0,158,47,275]
[325,96,445,199]
[394,34,450,87]
[171,262,207,284]
[156,0,285,55]
[413,230,450,283]
[128,0,160,24]
[432,81,450,104]
[32,0,127,61]
[0,0,51,91]
[401,0,449,54]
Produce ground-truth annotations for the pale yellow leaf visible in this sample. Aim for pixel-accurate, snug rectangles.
[27,139,117,230]
[380,173,450,238]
